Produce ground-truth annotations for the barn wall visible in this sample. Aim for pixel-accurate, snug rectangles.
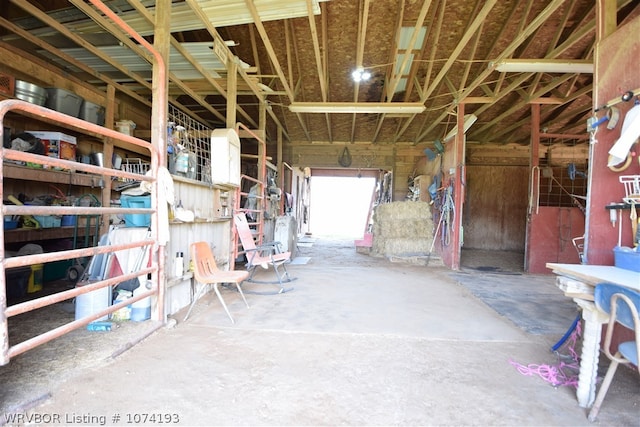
[588,13,640,264]
[527,207,584,273]
[288,143,424,202]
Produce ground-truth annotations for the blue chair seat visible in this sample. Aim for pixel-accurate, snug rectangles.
[587,283,640,422]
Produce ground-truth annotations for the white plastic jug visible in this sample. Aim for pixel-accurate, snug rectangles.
[130,279,151,321]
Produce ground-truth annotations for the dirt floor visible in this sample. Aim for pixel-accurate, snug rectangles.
[1,237,638,426]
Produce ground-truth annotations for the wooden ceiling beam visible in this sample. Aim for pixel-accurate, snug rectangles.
[249,25,262,75]
[386,0,432,98]
[81,0,234,125]
[457,0,485,94]
[11,0,152,90]
[474,73,574,135]
[401,0,498,142]
[243,0,294,100]
[420,0,498,103]
[412,0,569,143]
[371,0,407,144]
[285,21,312,142]
[184,0,273,129]
[321,3,332,143]
[351,0,370,143]
[391,0,446,143]
[492,102,592,145]
[483,85,592,142]
[306,0,327,101]
[0,16,151,108]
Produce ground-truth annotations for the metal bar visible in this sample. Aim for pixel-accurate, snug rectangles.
[86,0,167,324]
[6,267,155,318]
[0,101,158,368]
[4,239,154,269]
[7,286,158,360]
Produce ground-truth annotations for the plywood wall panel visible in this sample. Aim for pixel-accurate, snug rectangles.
[463,164,529,251]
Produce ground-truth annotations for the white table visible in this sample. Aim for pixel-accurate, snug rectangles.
[546,263,640,408]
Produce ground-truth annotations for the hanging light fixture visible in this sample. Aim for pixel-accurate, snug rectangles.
[351,68,371,82]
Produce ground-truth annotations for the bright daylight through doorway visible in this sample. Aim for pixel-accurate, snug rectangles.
[309,176,376,238]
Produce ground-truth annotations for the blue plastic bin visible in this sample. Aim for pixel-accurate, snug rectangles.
[120,195,151,227]
[613,246,640,272]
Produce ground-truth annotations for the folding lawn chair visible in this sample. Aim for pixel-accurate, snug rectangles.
[233,212,295,293]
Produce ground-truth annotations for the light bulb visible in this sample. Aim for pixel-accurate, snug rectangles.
[351,69,371,82]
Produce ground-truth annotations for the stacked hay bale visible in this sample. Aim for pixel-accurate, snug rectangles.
[371,201,435,262]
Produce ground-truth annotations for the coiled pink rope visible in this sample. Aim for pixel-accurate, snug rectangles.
[509,321,582,388]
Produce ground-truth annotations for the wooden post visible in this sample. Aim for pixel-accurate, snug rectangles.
[525,103,541,272]
[226,59,237,129]
[450,104,466,270]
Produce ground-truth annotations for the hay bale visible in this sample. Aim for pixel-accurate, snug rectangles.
[371,201,435,257]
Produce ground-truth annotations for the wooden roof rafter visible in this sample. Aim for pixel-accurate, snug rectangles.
[399,0,499,143]
[473,73,577,139]
[386,0,433,144]
[285,19,312,142]
[452,0,484,93]
[302,0,331,142]
[396,0,447,144]
[71,0,246,126]
[0,15,151,108]
[369,0,406,144]
[349,0,371,144]
[12,0,152,90]
[411,0,570,144]
[486,83,593,143]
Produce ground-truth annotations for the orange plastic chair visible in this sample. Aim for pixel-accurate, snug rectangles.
[233,213,294,293]
[184,241,250,324]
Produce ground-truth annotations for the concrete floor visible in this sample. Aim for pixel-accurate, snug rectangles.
[1,237,639,426]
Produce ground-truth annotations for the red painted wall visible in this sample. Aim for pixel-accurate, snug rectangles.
[588,15,640,265]
[528,207,585,273]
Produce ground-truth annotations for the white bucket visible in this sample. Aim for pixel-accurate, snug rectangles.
[130,279,151,321]
[75,281,110,321]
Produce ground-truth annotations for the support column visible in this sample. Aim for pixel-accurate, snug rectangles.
[151,0,170,322]
[226,59,237,128]
[525,103,541,272]
[450,104,466,270]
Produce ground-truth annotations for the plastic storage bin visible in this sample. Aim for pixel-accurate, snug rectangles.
[120,195,151,227]
[79,100,105,125]
[613,246,640,272]
[33,215,62,228]
[45,88,82,117]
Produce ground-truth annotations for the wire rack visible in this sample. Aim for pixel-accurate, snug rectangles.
[168,104,212,184]
[619,175,640,204]
[121,157,150,182]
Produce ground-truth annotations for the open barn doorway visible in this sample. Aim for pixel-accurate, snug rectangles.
[309,175,376,238]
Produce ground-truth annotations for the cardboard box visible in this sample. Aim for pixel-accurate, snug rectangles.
[26,131,77,165]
